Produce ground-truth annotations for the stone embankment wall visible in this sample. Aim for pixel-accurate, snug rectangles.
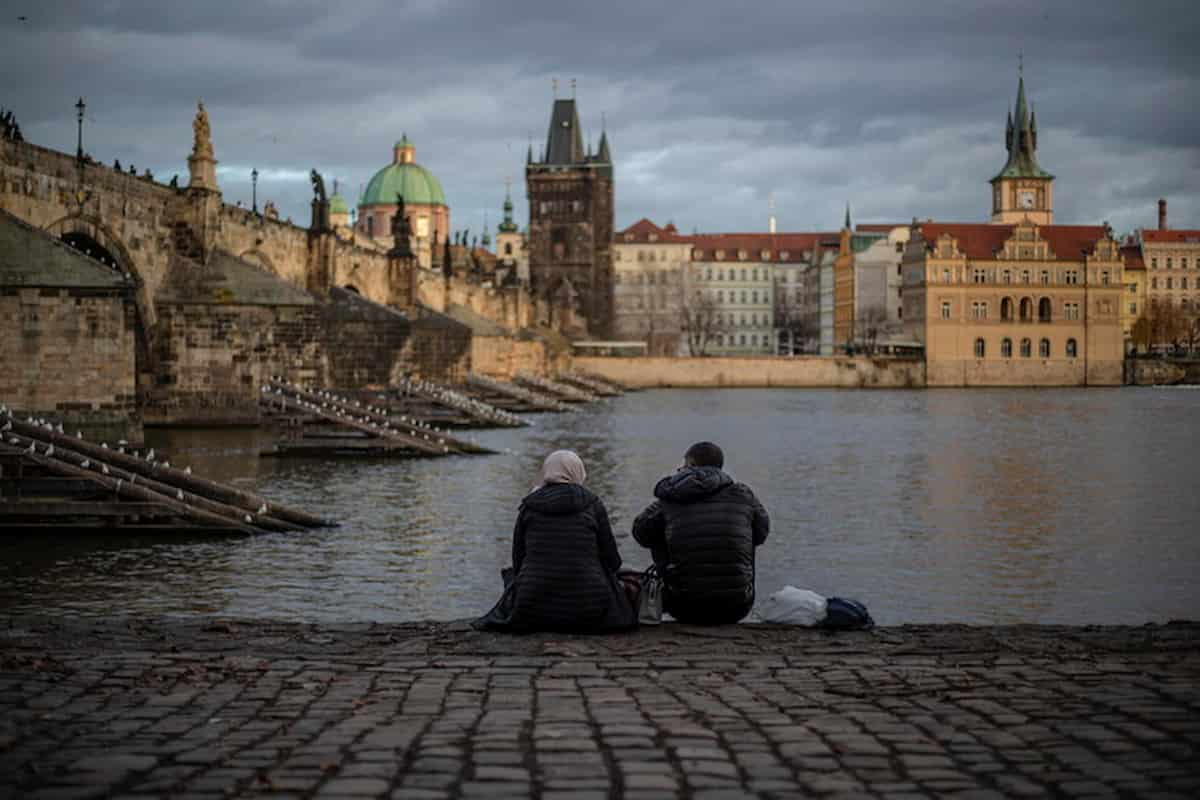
[573,356,926,388]
[0,286,138,424]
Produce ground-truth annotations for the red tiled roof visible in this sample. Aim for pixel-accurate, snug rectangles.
[1141,229,1200,243]
[917,223,1109,262]
[688,232,836,263]
[1121,244,1145,270]
[617,218,692,244]
[855,223,908,233]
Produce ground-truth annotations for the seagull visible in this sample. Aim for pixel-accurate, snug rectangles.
[1,421,10,432]
[55,423,63,434]
[176,489,184,500]
[146,448,154,461]
[258,503,267,514]
[25,441,35,454]
[101,464,109,475]
[244,514,252,523]
[101,442,108,449]
[45,444,53,457]
[184,466,192,475]
[80,459,90,469]
[76,431,83,438]
[162,462,170,469]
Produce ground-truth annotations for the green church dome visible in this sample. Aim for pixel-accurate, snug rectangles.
[329,193,350,214]
[360,137,447,207]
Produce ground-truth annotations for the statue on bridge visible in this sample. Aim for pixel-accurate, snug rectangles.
[192,102,213,157]
[389,193,414,260]
[310,169,327,206]
[0,108,23,142]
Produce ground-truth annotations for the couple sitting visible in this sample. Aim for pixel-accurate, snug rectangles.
[475,441,770,632]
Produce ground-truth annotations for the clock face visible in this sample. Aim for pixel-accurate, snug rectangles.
[1019,190,1036,209]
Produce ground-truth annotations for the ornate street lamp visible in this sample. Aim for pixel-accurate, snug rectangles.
[75,97,86,162]
[251,167,259,213]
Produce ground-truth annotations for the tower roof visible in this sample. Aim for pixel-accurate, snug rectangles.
[991,74,1053,182]
[543,99,585,165]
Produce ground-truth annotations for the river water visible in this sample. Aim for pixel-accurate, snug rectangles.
[2,388,1198,625]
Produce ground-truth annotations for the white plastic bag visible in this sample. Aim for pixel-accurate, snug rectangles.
[758,586,828,625]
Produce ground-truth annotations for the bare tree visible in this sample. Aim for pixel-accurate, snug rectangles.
[773,284,817,354]
[1136,301,1192,354]
[681,292,722,356]
[855,304,889,355]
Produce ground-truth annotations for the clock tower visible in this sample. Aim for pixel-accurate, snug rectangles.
[990,72,1053,225]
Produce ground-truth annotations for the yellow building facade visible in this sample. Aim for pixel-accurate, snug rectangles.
[902,221,1124,385]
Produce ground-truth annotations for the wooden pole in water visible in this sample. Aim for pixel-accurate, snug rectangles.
[0,442,262,534]
[3,418,333,529]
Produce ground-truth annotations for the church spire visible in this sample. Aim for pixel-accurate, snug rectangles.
[990,68,1052,183]
[844,203,852,230]
[499,179,518,233]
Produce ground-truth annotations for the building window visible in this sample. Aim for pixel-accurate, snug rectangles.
[1101,270,1109,285]
[1183,258,1189,269]
[942,268,951,283]
[717,290,724,302]
[1001,337,1013,357]
[1020,338,1032,358]
[1167,277,1173,289]
[1040,270,1050,285]
[1065,270,1079,285]
[1152,277,1158,289]
[741,269,748,281]
[974,338,986,358]
[739,334,746,346]
[973,268,986,284]
[1001,297,1014,320]
[504,242,513,255]
[1022,269,1031,283]
[972,301,988,319]
[1065,302,1080,320]
[752,290,759,303]
[705,268,712,280]
[1039,338,1050,358]
[940,301,951,319]
[1151,257,1157,269]
[1020,297,1033,321]
[1183,277,1190,290]
[1002,269,1012,284]
[1038,297,1052,322]
[1167,258,1173,269]
[1129,303,1137,315]
[1066,338,1078,358]
[366,216,374,236]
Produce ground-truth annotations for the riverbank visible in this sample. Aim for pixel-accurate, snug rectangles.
[2,617,1197,798]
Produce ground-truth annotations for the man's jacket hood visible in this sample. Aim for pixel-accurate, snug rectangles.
[653,466,734,504]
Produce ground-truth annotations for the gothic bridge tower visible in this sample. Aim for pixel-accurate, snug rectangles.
[990,70,1054,225]
[525,93,614,337]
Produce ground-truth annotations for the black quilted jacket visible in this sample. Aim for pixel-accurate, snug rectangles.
[632,466,769,624]
[479,483,634,633]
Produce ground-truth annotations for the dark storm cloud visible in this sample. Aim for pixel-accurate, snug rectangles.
[1,0,1196,235]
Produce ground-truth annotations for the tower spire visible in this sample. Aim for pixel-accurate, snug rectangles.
[844,203,852,231]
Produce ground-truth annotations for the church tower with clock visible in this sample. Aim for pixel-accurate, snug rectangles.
[990,72,1053,225]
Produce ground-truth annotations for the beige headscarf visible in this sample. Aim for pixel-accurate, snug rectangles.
[534,449,587,491]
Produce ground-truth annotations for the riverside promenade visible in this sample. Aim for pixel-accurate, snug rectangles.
[1,619,1198,799]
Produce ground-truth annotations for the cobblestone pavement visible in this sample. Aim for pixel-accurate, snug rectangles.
[1,618,1198,799]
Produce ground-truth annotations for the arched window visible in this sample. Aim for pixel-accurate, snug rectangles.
[366,216,374,237]
[1019,297,1033,322]
[974,338,986,358]
[504,243,513,255]
[1066,338,1078,358]
[1001,297,1014,321]
[1020,338,1032,358]
[1001,337,1013,358]
[1038,297,1052,322]
[1039,338,1051,358]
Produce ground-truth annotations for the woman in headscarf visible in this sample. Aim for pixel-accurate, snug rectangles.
[475,450,636,632]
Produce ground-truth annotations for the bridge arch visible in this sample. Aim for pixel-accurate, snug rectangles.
[238,248,278,276]
[44,214,157,385]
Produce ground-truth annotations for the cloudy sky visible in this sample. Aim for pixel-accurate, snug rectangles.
[2,0,1197,238]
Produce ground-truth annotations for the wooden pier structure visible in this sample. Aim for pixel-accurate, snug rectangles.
[464,375,576,413]
[366,377,528,430]
[513,371,597,403]
[0,410,333,534]
[259,379,498,458]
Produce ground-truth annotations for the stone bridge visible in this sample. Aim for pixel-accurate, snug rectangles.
[0,107,567,424]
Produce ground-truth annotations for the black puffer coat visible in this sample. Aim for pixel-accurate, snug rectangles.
[632,466,769,624]
[476,483,635,633]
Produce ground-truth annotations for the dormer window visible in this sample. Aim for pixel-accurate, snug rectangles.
[738,250,748,260]
[780,250,789,259]
[648,234,658,242]
[761,250,771,261]
[715,250,725,260]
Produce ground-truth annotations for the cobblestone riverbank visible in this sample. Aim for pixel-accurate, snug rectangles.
[1,618,1198,798]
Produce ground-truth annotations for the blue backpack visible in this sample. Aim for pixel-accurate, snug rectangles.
[820,597,874,630]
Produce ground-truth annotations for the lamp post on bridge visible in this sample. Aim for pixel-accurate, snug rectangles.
[74,97,86,163]
[251,167,259,214]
